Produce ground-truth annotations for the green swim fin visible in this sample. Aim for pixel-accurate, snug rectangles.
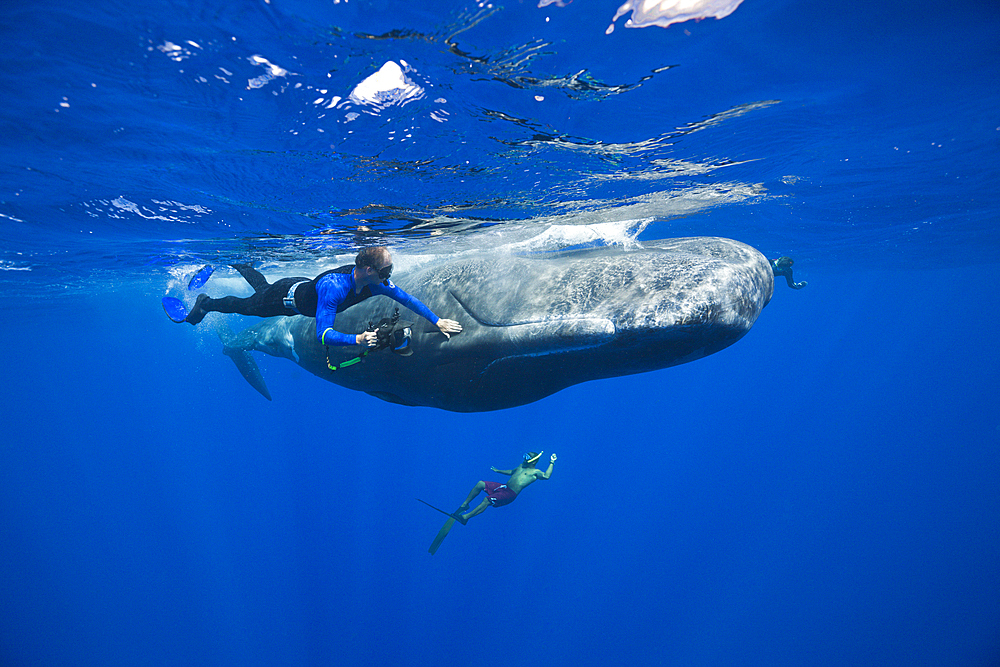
[417,498,462,520]
[417,499,465,554]
[428,517,456,555]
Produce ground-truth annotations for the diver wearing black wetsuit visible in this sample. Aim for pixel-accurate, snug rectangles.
[181,247,462,346]
[770,256,807,289]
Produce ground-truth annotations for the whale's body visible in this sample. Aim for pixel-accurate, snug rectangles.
[223,237,774,411]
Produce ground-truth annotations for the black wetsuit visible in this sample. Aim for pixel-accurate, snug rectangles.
[770,258,807,289]
[194,264,439,344]
[200,264,350,319]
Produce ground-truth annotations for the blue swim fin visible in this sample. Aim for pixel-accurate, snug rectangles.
[162,297,188,323]
[188,265,214,290]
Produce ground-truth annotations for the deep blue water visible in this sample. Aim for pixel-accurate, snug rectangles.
[2,1,999,665]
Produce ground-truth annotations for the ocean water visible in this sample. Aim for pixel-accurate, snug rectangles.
[2,0,998,665]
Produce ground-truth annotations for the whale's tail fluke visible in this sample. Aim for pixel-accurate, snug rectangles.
[218,323,272,401]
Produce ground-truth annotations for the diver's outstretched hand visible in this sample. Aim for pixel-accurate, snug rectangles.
[436,318,463,339]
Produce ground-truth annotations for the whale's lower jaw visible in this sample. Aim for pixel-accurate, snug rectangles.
[244,317,752,412]
[367,322,747,413]
[364,390,422,407]
[447,325,747,411]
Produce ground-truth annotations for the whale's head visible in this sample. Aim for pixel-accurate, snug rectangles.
[402,237,774,410]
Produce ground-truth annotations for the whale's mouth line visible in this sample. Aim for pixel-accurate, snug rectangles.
[450,290,534,327]
[449,290,618,375]
[449,290,613,329]
[479,343,608,376]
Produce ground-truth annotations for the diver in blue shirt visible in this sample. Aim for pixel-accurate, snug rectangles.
[172,246,462,347]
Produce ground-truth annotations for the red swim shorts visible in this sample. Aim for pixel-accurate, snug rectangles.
[484,481,516,507]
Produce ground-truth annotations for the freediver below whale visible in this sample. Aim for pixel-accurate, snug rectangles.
[212,237,778,412]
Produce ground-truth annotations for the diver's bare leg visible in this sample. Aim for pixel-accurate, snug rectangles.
[457,481,486,512]
[459,498,490,523]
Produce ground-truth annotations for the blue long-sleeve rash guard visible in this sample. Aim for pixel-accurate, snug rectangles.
[315,271,440,346]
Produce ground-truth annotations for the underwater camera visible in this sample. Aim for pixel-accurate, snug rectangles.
[368,308,413,356]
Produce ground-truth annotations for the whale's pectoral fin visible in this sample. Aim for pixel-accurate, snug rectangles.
[218,323,272,401]
[223,347,272,401]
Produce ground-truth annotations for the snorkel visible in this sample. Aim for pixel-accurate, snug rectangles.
[522,451,543,466]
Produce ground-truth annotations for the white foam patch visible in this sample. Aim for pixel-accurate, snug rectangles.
[247,55,295,89]
[166,265,255,299]
[504,219,652,252]
[348,61,424,109]
[606,0,743,33]
[588,158,756,183]
[107,196,210,223]
[331,175,767,263]
[0,260,31,272]
[554,182,766,225]
[154,40,201,62]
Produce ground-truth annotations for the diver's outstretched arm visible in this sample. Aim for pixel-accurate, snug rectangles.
[784,274,807,290]
[538,453,557,480]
